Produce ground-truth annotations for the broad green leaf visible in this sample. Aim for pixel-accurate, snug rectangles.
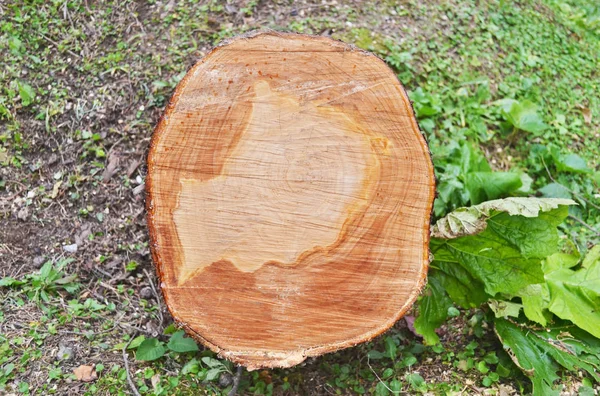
[436,179,464,204]
[408,87,427,104]
[62,283,80,294]
[516,173,533,193]
[435,266,487,309]
[539,183,571,199]
[431,197,575,239]
[384,336,397,360]
[555,153,591,174]
[497,320,600,392]
[524,324,599,381]
[428,248,488,309]
[493,98,518,113]
[4,363,14,376]
[18,82,35,106]
[39,261,53,280]
[9,36,23,56]
[201,357,225,369]
[529,329,600,382]
[542,252,580,273]
[431,199,573,297]
[181,358,200,375]
[460,142,491,173]
[417,105,439,117]
[580,386,595,396]
[128,335,146,350]
[487,209,567,259]
[489,300,522,318]
[382,367,394,379]
[389,379,402,394]
[582,245,600,269]
[414,275,452,345]
[18,382,29,393]
[568,325,600,357]
[163,323,178,335]
[419,118,435,133]
[503,100,548,135]
[545,248,600,338]
[167,330,199,353]
[495,318,559,395]
[464,171,522,204]
[205,368,223,381]
[367,350,386,360]
[0,277,25,287]
[406,373,426,392]
[447,306,460,317]
[375,381,390,396]
[444,234,544,296]
[518,284,551,326]
[136,338,166,361]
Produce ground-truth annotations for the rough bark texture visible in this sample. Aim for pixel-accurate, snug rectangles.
[147,31,435,370]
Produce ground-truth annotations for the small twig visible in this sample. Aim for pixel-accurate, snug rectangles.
[106,136,125,159]
[3,180,27,189]
[0,189,23,202]
[0,180,27,202]
[119,323,155,336]
[228,366,244,396]
[366,358,393,394]
[144,269,164,328]
[59,314,124,336]
[57,330,84,336]
[123,333,142,396]
[568,215,600,236]
[93,267,113,278]
[10,263,26,279]
[99,281,122,300]
[39,33,81,59]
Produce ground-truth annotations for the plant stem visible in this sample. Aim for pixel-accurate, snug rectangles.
[228,366,244,396]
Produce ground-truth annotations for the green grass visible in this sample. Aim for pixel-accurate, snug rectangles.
[1,0,599,394]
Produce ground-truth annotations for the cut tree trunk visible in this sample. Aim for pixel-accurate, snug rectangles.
[147,31,435,370]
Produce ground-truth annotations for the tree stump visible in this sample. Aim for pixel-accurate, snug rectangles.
[147,31,435,369]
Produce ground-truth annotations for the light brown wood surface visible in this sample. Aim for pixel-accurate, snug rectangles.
[147,31,435,369]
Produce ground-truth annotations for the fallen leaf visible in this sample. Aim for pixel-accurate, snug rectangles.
[56,343,74,361]
[63,244,78,253]
[73,365,97,382]
[259,370,272,384]
[151,373,161,390]
[102,154,120,182]
[17,207,29,221]
[501,100,548,135]
[126,159,141,178]
[581,107,592,124]
[577,104,592,124]
[133,183,145,195]
[51,180,62,199]
[488,299,522,318]
[404,315,421,337]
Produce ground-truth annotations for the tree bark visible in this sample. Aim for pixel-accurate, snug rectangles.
[147,31,435,370]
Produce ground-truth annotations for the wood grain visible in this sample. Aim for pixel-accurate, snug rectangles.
[147,31,435,369]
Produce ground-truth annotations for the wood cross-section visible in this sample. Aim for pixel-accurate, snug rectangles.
[147,31,435,369]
